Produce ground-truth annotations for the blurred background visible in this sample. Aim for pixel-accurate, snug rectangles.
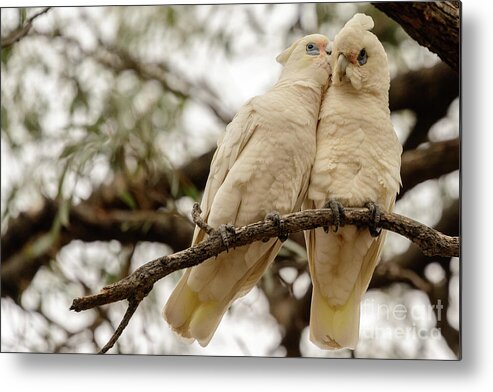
[1,3,459,358]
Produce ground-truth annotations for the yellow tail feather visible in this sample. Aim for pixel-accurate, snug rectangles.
[309,281,360,350]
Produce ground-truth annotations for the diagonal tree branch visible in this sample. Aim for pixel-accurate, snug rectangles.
[1,7,52,49]
[69,204,459,353]
[99,297,141,354]
[400,137,459,197]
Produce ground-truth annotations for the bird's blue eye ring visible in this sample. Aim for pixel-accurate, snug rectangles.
[358,48,368,65]
[306,42,319,55]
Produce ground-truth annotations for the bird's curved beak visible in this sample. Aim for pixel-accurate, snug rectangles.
[335,53,349,82]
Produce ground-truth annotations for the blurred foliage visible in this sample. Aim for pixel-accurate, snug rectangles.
[0,4,418,218]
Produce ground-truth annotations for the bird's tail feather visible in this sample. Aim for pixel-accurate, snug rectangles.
[305,224,387,350]
[163,239,281,346]
[309,280,360,350]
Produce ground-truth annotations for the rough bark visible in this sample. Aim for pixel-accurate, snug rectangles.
[374,2,460,72]
[71,205,459,313]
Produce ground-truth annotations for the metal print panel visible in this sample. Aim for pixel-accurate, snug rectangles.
[1,2,460,359]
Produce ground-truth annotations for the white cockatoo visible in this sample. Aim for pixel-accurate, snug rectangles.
[164,34,331,347]
[304,14,402,350]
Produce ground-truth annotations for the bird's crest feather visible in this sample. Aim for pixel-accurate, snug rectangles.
[343,13,374,31]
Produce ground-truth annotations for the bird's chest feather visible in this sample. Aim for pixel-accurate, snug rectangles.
[310,113,396,206]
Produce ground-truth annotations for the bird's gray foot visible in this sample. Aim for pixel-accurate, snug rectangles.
[217,224,237,252]
[365,201,382,237]
[265,211,289,242]
[323,199,346,233]
[192,203,236,252]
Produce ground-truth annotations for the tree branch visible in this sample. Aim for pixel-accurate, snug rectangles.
[69,204,459,352]
[0,205,194,300]
[400,137,459,197]
[1,131,459,301]
[373,2,460,72]
[390,62,459,151]
[99,297,142,354]
[34,30,234,125]
[1,7,52,49]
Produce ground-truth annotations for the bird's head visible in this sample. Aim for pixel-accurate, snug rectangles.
[276,33,332,88]
[331,13,390,96]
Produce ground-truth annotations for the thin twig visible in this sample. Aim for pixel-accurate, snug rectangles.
[99,298,141,354]
[1,7,52,49]
[32,30,233,124]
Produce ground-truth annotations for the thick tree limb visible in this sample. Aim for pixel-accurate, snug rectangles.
[1,203,193,300]
[69,204,459,353]
[373,2,460,72]
[389,63,458,114]
[261,275,311,357]
[0,160,200,299]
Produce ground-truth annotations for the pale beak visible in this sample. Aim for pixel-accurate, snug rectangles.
[336,53,349,82]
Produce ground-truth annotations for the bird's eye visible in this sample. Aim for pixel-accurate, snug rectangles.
[306,42,320,56]
[357,48,368,65]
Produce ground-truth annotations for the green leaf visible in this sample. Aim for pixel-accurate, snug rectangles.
[58,198,71,228]
[182,184,200,201]
[20,8,27,25]
[26,232,57,258]
[59,143,79,159]
[1,45,12,64]
[165,8,176,26]
[23,111,41,138]
[119,191,137,210]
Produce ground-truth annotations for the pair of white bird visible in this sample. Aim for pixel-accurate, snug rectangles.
[163,13,402,351]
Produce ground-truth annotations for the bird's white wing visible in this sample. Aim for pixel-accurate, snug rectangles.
[191,100,258,245]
